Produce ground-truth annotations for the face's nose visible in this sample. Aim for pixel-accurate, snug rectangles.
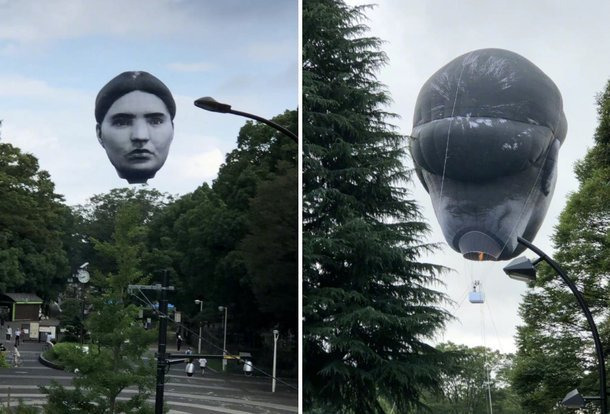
[130,118,150,142]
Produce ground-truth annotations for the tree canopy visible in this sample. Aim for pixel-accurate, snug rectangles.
[303,1,450,412]
[510,80,610,412]
[0,142,70,299]
[43,202,156,414]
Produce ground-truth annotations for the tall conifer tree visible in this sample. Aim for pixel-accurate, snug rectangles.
[511,81,610,412]
[303,1,450,412]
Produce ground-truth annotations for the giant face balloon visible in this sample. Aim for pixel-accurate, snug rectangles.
[410,48,567,261]
[95,71,176,184]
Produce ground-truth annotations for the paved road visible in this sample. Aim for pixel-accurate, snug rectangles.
[0,341,298,413]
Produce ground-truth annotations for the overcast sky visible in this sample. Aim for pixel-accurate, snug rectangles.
[347,0,610,353]
[0,0,297,206]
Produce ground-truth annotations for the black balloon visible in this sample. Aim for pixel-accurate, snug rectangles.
[410,48,567,261]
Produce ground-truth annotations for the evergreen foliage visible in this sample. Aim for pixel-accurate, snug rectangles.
[0,142,70,299]
[42,202,156,414]
[511,80,610,412]
[421,343,524,414]
[303,0,450,412]
[148,110,298,338]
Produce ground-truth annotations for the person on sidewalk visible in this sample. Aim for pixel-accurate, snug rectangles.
[176,334,183,351]
[185,361,195,377]
[12,346,21,367]
[198,357,207,376]
[243,359,253,376]
[6,326,11,342]
[14,328,21,346]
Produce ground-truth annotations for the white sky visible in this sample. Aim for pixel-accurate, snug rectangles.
[347,0,610,353]
[0,0,298,206]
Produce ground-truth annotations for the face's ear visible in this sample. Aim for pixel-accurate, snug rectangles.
[96,124,104,147]
[540,138,560,196]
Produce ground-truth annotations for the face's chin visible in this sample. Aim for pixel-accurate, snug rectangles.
[110,156,162,184]
[114,166,159,184]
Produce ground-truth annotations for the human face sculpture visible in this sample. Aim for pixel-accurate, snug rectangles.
[96,91,174,184]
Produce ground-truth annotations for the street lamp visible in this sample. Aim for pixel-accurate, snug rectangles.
[272,329,279,393]
[561,388,602,409]
[218,306,228,372]
[76,263,90,345]
[194,97,297,143]
[194,299,203,354]
[503,237,607,413]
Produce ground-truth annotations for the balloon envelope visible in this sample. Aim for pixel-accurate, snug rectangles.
[410,48,566,261]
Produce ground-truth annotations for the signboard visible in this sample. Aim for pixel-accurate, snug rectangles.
[29,322,39,339]
[40,326,56,340]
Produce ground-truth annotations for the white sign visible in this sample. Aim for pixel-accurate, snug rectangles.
[29,322,39,339]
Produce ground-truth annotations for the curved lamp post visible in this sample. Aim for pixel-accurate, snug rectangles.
[194,97,297,143]
[218,305,228,372]
[503,236,607,413]
[194,299,203,354]
[272,329,279,393]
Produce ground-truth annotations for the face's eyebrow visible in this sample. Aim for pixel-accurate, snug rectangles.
[144,113,167,119]
[110,113,136,120]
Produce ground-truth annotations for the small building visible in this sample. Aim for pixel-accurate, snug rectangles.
[0,293,43,322]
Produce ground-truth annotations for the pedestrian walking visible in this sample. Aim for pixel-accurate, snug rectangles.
[243,359,253,376]
[176,334,183,351]
[12,346,21,367]
[198,357,207,376]
[185,361,195,377]
[14,328,21,347]
[6,326,11,341]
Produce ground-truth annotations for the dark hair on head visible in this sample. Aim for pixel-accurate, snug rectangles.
[95,71,176,123]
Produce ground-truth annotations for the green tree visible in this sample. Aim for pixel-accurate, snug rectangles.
[72,187,171,276]
[214,110,298,335]
[147,184,246,325]
[148,111,298,346]
[510,80,610,412]
[303,1,450,412]
[0,142,70,299]
[43,203,156,414]
[239,162,298,332]
[422,343,524,414]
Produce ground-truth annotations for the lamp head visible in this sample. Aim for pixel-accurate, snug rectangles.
[194,299,202,305]
[503,256,537,283]
[561,389,586,409]
[194,97,232,113]
[218,305,225,312]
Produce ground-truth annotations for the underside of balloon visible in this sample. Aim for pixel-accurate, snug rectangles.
[410,48,567,261]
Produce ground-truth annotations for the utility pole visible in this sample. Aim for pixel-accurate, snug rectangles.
[155,270,169,414]
[128,270,175,414]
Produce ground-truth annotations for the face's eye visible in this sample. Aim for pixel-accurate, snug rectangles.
[147,116,165,125]
[111,116,133,127]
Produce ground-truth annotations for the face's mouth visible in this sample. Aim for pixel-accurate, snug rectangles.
[127,149,154,159]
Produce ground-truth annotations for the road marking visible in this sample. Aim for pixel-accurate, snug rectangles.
[0,396,294,414]
[0,390,297,412]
